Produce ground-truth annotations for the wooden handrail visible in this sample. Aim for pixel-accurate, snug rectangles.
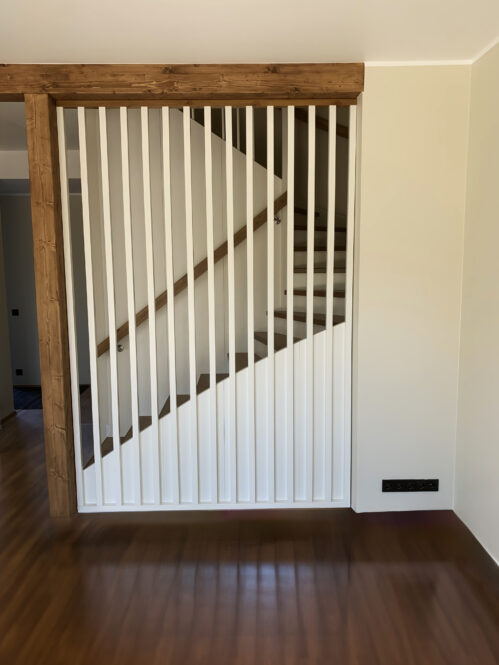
[294,107,348,138]
[97,192,288,357]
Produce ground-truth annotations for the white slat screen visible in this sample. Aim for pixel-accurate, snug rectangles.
[58,103,356,511]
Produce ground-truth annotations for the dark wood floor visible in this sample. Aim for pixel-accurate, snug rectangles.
[1,411,498,665]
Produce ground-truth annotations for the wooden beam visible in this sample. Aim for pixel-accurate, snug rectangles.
[0,63,364,102]
[25,93,76,519]
[97,192,288,357]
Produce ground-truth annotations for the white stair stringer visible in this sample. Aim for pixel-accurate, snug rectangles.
[82,325,349,510]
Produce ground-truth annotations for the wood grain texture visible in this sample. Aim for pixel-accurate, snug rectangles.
[24,94,76,518]
[0,63,364,101]
[0,410,498,665]
[97,192,287,356]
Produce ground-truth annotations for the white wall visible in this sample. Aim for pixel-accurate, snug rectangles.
[352,65,471,512]
[455,43,499,564]
[0,212,13,421]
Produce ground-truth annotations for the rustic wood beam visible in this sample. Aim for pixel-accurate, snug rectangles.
[25,93,76,519]
[0,63,364,102]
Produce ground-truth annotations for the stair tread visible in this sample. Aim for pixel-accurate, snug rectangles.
[274,309,344,326]
[294,264,346,274]
[229,352,262,371]
[254,331,299,350]
[294,224,347,233]
[287,288,345,298]
[294,206,320,217]
[196,372,230,395]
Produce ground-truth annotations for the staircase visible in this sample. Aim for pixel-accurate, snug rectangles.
[82,205,346,469]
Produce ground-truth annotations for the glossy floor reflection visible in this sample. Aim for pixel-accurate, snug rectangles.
[0,411,498,664]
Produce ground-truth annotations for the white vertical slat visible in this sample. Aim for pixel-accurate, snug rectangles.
[337,105,357,503]
[77,107,103,506]
[324,106,337,501]
[162,107,180,504]
[204,106,218,502]
[183,107,199,504]
[246,106,256,503]
[286,107,295,502]
[120,107,142,505]
[57,108,84,507]
[236,108,241,151]
[266,106,275,503]
[141,107,161,504]
[306,105,316,502]
[99,107,123,505]
[225,106,237,503]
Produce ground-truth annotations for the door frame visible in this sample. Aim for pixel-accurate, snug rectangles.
[0,63,364,518]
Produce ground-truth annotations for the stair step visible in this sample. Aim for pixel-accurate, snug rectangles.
[286,288,345,298]
[294,224,346,234]
[228,352,262,371]
[294,264,346,274]
[254,331,299,350]
[196,373,229,395]
[159,394,190,418]
[274,310,344,326]
[294,206,320,218]
[294,242,346,252]
[83,415,153,469]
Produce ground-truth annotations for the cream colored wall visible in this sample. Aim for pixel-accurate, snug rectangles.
[456,43,499,564]
[352,65,471,511]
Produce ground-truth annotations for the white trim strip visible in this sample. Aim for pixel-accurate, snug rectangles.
[225,105,237,503]
[162,107,180,504]
[204,106,218,503]
[266,106,275,503]
[305,105,316,502]
[77,107,103,507]
[141,106,161,504]
[183,107,199,504]
[99,107,123,505]
[324,105,336,501]
[246,105,256,503]
[120,107,142,505]
[286,106,295,502]
[57,107,84,508]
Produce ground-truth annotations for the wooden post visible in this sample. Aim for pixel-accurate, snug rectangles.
[25,94,76,518]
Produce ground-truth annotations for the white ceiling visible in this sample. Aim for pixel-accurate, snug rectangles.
[0,0,498,64]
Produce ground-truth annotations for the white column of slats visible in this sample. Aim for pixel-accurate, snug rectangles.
[225,106,237,503]
[337,105,356,503]
[57,108,84,507]
[286,107,295,502]
[306,105,316,502]
[324,106,336,501]
[162,107,180,504]
[266,106,275,503]
[204,107,218,502]
[141,107,161,504]
[77,107,103,506]
[245,106,256,503]
[183,107,199,504]
[99,107,123,504]
[120,107,142,505]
